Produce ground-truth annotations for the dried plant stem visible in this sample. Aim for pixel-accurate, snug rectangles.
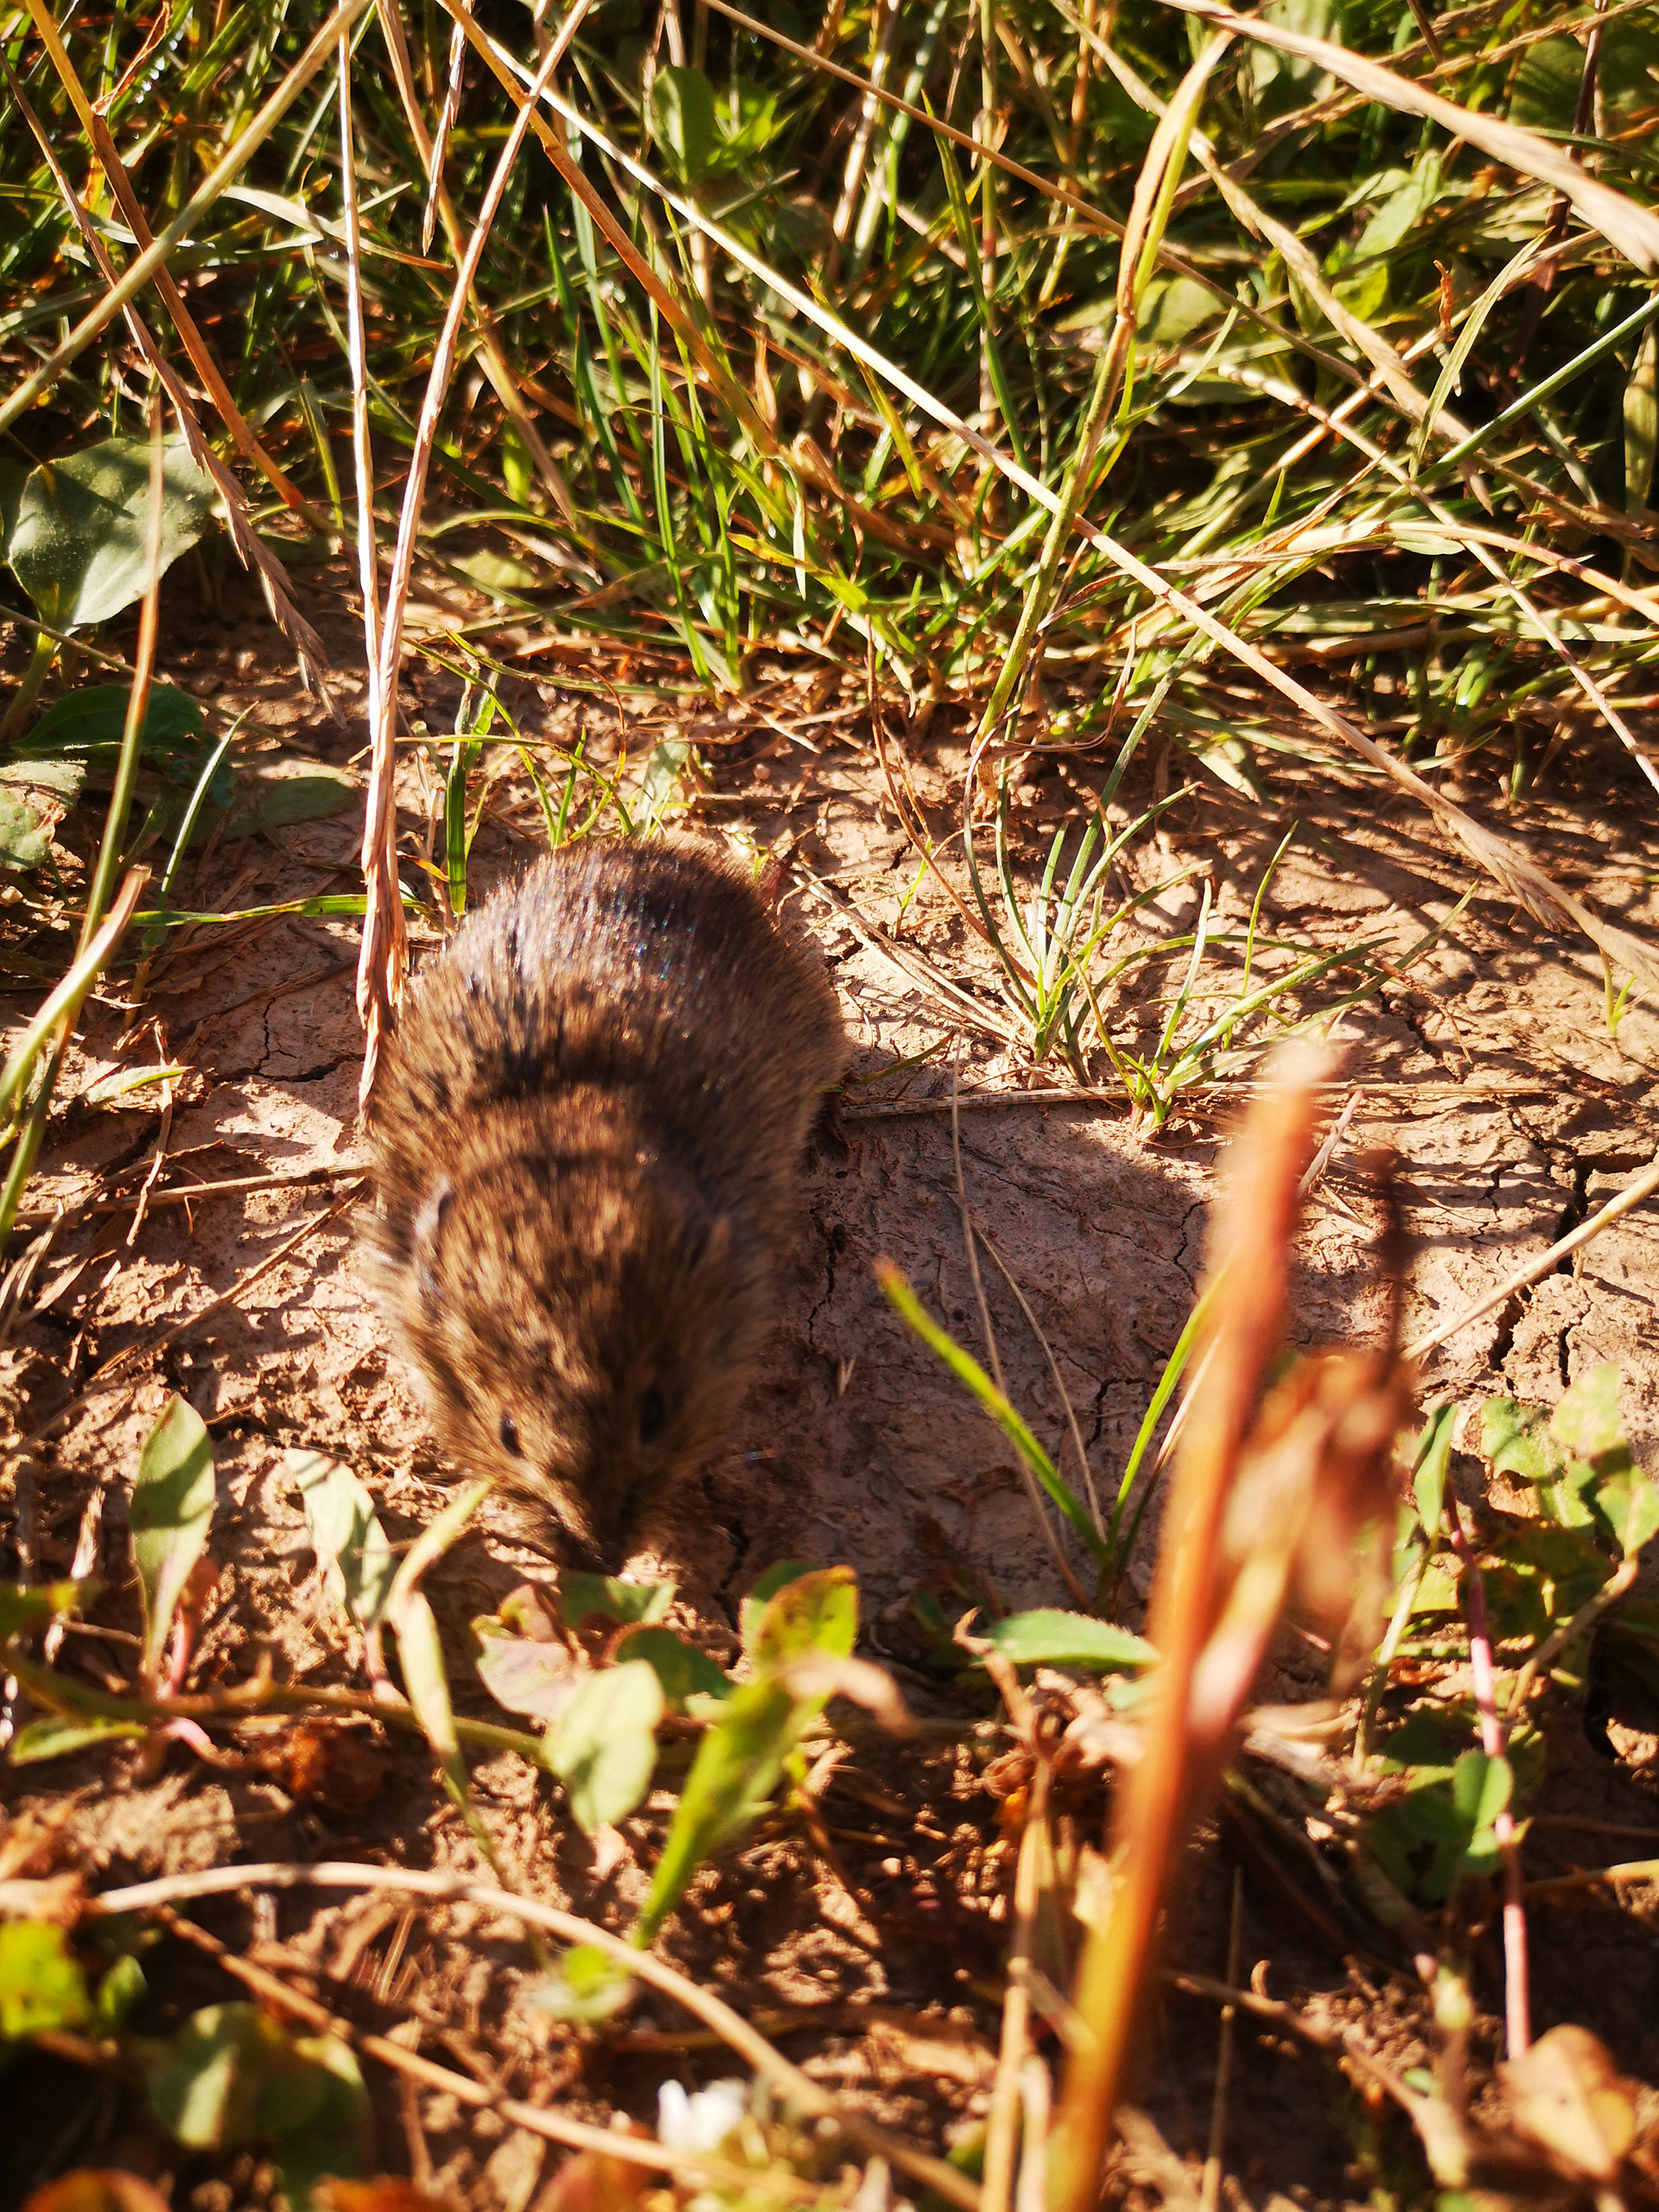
[91,1860,983,2212]
[14,0,328,530]
[156,1907,828,2202]
[370,0,582,531]
[0,57,327,689]
[1166,0,1659,271]
[1198,1870,1243,2212]
[1407,1152,1659,1362]
[0,0,374,440]
[467,34,1653,984]
[355,2,593,1101]
[982,1760,1051,2212]
[1049,1058,1322,2212]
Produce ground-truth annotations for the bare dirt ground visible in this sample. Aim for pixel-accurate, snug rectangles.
[3,568,1658,2212]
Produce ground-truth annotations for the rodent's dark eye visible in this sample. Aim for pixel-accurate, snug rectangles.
[499,1412,524,1458]
[638,1386,667,1447]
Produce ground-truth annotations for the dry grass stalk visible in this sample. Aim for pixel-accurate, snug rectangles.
[90,1859,984,2211]
[1048,1050,1412,2212]
[0,54,329,696]
[354,1,594,1102]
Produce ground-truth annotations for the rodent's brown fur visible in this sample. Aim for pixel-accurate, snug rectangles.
[364,839,845,1566]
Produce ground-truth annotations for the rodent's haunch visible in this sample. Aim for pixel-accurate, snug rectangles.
[365,839,845,1567]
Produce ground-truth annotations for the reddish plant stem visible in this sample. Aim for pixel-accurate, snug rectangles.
[1446,1496,1530,2058]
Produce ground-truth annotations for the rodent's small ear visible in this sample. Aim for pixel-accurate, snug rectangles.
[413,1179,454,1298]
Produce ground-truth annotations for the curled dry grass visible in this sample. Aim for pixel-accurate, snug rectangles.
[2,0,1656,906]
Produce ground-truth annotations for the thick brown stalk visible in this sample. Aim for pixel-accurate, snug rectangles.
[1049,1058,1323,2212]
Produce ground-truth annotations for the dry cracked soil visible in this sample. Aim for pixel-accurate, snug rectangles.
[3,571,1658,2212]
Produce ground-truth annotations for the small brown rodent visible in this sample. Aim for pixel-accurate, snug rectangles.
[364,838,845,1566]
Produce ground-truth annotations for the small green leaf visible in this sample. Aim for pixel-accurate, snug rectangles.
[141,2002,285,2147]
[1552,1368,1630,1467]
[741,1560,817,1629]
[1452,1747,1511,1831]
[1592,1466,1659,1560]
[1411,1560,1461,1615]
[138,2000,369,2196]
[473,1605,583,1722]
[1482,1396,1565,1488]
[1626,325,1657,518]
[392,1588,470,1802]
[633,739,701,832]
[7,439,214,630]
[290,1450,396,1633]
[18,683,205,760]
[650,64,715,182]
[558,1572,675,1629]
[980,1610,1158,1671]
[1411,1402,1459,1539]
[451,547,542,598]
[1510,35,1586,130]
[745,1565,857,1673]
[546,1660,664,1833]
[130,1394,215,1677]
[96,1951,148,2031]
[9,1715,149,1764]
[0,1922,92,2042]
[528,1943,636,2023]
[386,1477,492,1808]
[0,1580,92,1643]
[0,786,54,870]
[638,1676,802,1944]
[614,1625,732,1709]
[223,758,355,840]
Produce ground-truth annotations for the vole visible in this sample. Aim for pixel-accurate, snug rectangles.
[364,838,845,1567]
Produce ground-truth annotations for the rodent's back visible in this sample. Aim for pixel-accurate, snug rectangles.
[378,841,841,1228]
[365,839,845,1564]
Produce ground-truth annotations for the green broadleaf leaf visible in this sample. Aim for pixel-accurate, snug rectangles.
[1452,1747,1511,1830]
[1592,1466,1659,1560]
[0,785,54,871]
[546,1660,664,1833]
[740,1560,817,1637]
[9,1715,149,1764]
[224,759,354,840]
[745,1565,857,1673]
[1411,1401,1458,1539]
[290,1450,396,1633]
[980,1609,1157,1671]
[1510,36,1583,131]
[130,1395,215,1677]
[18,682,205,760]
[614,1625,733,1709]
[1552,1368,1630,1467]
[528,1943,636,2023]
[392,1588,469,1800]
[96,1951,149,2031]
[1482,1397,1567,1489]
[473,1603,583,1722]
[0,752,86,872]
[650,64,715,183]
[558,1572,675,1629]
[0,1580,92,1643]
[638,1675,803,1943]
[138,1999,369,2199]
[8,438,213,630]
[0,1921,92,2041]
